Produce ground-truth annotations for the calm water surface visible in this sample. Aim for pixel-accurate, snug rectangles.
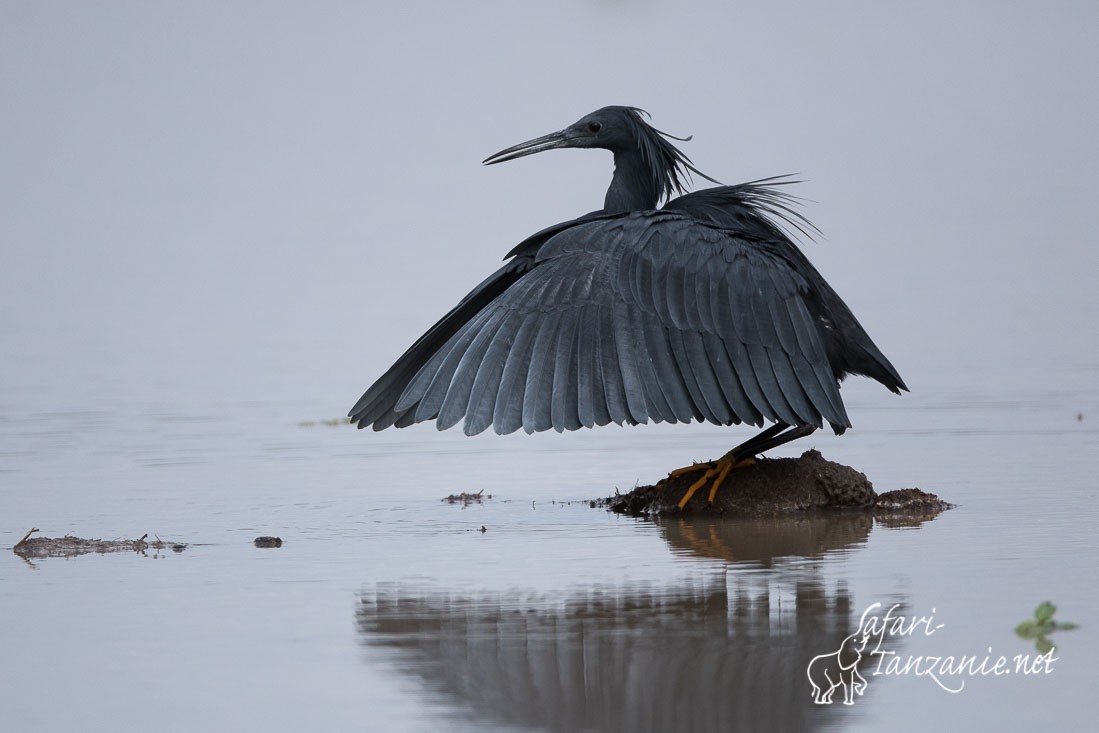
[1,364,1095,732]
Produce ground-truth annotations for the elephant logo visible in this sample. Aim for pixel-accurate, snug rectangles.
[806,629,872,705]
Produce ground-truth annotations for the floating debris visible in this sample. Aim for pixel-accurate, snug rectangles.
[12,528,187,560]
[253,536,283,548]
[442,490,491,506]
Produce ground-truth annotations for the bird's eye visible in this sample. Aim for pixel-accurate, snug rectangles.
[588,121,602,133]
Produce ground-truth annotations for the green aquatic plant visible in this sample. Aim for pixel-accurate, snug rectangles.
[1015,602,1078,654]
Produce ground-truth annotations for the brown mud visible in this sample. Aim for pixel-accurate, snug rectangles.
[603,450,951,519]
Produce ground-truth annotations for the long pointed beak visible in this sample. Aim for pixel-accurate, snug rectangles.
[482,130,573,165]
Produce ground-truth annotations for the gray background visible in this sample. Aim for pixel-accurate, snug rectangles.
[4,1,1097,417]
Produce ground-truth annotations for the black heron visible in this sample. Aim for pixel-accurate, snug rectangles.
[349,106,906,507]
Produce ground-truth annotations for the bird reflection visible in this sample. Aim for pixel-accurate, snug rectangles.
[356,513,943,731]
[359,578,884,732]
[364,527,920,731]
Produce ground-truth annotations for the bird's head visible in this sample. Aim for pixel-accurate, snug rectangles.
[483,106,719,208]
[482,106,645,161]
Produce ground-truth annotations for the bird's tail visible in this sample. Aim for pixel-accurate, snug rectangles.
[846,338,908,394]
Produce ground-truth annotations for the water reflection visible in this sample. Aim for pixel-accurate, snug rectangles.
[659,514,872,565]
[356,513,937,732]
[657,507,941,565]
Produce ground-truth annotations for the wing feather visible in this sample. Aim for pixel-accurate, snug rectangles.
[492,314,542,434]
[550,309,582,432]
[464,311,525,435]
[576,305,612,428]
[351,203,869,436]
[596,303,632,425]
[680,329,733,424]
[702,332,758,425]
[612,300,651,423]
[437,308,509,431]
[411,308,496,422]
[630,305,675,423]
[641,313,697,423]
[666,328,716,423]
[523,309,564,433]
[745,339,797,424]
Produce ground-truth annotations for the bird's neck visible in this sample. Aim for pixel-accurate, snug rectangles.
[603,150,659,214]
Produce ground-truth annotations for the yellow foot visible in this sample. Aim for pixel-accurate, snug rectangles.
[671,455,755,509]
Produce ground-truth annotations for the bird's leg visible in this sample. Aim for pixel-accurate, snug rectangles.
[675,455,755,508]
[669,423,817,509]
[668,424,787,480]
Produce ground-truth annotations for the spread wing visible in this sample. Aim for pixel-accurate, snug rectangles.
[350,210,850,435]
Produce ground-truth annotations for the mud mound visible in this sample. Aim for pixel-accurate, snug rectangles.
[604,450,950,518]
